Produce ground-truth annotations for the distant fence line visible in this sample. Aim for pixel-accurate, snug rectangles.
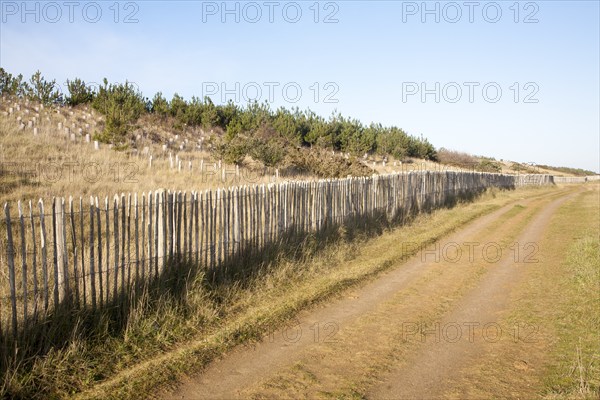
[553,175,599,184]
[0,171,555,352]
[513,174,555,186]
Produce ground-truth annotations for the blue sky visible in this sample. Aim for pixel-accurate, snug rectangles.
[1,1,599,172]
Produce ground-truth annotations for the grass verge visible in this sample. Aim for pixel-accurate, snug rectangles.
[541,186,600,399]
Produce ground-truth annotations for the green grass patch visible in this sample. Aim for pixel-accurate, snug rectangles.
[543,230,600,399]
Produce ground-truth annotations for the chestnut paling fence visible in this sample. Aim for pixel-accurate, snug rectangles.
[553,175,600,184]
[0,171,554,355]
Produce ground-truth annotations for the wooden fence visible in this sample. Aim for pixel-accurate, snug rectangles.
[514,174,555,186]
[553,175,599,184]
[0,171,552,353]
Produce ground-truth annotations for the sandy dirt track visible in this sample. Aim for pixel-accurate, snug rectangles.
[164,187,581,399]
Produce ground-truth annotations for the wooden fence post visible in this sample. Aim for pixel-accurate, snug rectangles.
[156,191,164,275]
[141,193,146,282]
[29,201,39,321]
[134,194,140,288]
[182,192,187,262]
[216,189,223,270]
[52,198,60,307]
[61,198,70,304]
[80,198,87,307]
[95,197,103,308]
[105,197,110,305]
[68,198,80,308]
[126,194,132,292]
[194,191,199,266]
[121,194,127,295]
[18,202,28,328]
[38,200,49,314]
[89,197,96,310]
[162,191,167,275]
[4,204,18,339]
[113,195,119,300]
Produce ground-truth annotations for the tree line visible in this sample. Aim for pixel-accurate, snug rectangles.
[0,68,438,162]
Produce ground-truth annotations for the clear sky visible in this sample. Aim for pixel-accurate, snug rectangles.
[1,1,598,172]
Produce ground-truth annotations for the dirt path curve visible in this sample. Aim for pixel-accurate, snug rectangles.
[163,188,576,400]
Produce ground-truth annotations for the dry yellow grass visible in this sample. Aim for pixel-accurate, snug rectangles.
[0,100,316,205]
